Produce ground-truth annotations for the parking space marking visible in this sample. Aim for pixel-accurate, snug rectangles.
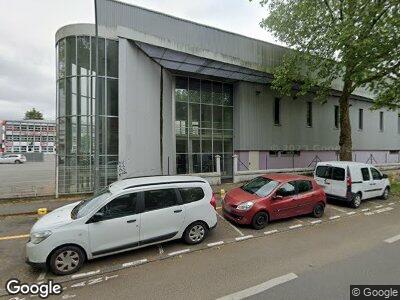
[70,281,86,288]
[384,234,400,244]
[208,241,224,247]
[346,211,356,215]
[329,215,341,220]
[0,234,29,241]
[388,202,395,205]
[264,229,278,235]
[168,249,190,256]
[361,208,370,212]
[310,220,322,224]
[235,235,253,241]
[216,211,244,236]
[71,269,100,279]
[329,205,348,213]
[62,294,76,299]
[216,273,298,300]
[289,224,303,229]
[122,259,148,268]
[375,205,383,208]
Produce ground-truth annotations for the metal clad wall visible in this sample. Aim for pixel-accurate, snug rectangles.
[118,38,162,178]
[234,82,400,151]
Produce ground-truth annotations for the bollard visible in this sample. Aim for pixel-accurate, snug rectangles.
[220,189,226,200]
[37,208,48,216]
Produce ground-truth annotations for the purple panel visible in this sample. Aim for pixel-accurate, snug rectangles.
[236,151,249,171]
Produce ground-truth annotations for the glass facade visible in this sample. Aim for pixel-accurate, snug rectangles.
[56,35,119,194]
[175,76,233,178]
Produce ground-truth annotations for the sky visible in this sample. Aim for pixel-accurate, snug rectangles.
[0,0,278,121]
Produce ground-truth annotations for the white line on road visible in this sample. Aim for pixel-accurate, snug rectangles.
[62,294,76,299]
[264,229,278,235]
[208,241,224,247]
[216,211,244,236]
[216,273,298,300]
[384,234,400,244]
[168,249,190,256]
[329,206,348,213]
[88,277,103,285]
[329,215,341,220]
[70,281,86,288]
[122,259,148,268]
[375,205,383,208]
[310,220,322,224]
[289,224,303,229]
[235,235,253,241]
[36,271,46,282]
[361,208,370,212]
[71,269,100,279]
[346,211,356,215]
[365,212,375,216]
[158,244,164,255]
[388,202,395,205]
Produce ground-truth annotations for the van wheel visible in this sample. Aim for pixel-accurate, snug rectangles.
[183,222,208,245]
[14,160,21,164]
[350,193,362,208]
[312,204,325,218]
[251,212,269,230]
[381,187,389,200]
[49,246,85,275]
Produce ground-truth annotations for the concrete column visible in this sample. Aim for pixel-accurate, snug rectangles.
[215,155,221,175]
[232,154,238,183]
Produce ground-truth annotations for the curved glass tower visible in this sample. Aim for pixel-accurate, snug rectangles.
[56,30,118,194]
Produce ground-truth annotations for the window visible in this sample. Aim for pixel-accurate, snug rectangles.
[306,102,312,127]
[295,180,313,193]
[316,166,332,179]
[274,98,281,125]
[144,189,178,211]
[370,168,382,180]
[361,168,370,181]
[358,109,363,130]
[269,151,279,157]
[241,177,279,197]
[98,193,138,220]
[179,187,205,204]
[332,167,345,181]
[334,105,339,129]
[379,112,384,131]
[281,151,300,157]
[276,182,296,197]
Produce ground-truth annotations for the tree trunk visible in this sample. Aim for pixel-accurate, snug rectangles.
[339,81,353,161]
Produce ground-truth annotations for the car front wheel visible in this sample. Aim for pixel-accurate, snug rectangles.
[312,203,325,218]
[381,187,390,200]
[49,246,85,275]
[251,211,269,230]
[14,160,21,164]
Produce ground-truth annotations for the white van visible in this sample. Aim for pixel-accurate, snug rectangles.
[314,162,390,208]
[26,176,217,275]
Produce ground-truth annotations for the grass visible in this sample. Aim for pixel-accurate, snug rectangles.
[391,181,400,195]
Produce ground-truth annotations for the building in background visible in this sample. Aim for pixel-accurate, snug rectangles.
[55,0,400,195]
[0,120,56,154]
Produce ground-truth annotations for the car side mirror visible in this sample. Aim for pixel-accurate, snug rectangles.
[382,174,388,179]
[273,194,283,200]
[90,212,104,223]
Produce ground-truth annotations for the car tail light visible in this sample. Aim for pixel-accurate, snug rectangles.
[347,176,352,187]
[210,193,217,210]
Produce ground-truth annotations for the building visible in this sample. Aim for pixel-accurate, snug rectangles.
[0,119,56,154]
[55,0,400,194]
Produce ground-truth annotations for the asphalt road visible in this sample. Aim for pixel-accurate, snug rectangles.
[0,196,399,299]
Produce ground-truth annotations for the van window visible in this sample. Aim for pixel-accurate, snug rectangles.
[276,182,296,197]
[315,166,332,179]
[332,167,345,181]
[370,168,382,180]
[144,189,178,211]
[295,180,313,193]
[361,168,370,181]
[100,193,138,220]
[179,187,204,204]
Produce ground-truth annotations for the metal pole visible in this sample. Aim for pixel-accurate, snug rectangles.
[94,0,100,193]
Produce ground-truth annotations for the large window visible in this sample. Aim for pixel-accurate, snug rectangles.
[359,109,363,130]
[306,102,312,127]
[56,35,119,194]
[379,111,384,132]
[274,98,281,125]
[175,76,233,177]
[334,105,339,129]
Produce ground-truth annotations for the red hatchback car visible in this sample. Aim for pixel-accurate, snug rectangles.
[223,173,326,229]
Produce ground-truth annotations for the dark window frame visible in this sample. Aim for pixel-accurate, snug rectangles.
[361,168,370,181]
[97,192,139,221]
[306,101,313,127]
[178,187,205,204]
[276,181,297,198]
[358,109,363,130]
[334,105,339,129]
[143,188,181,212]
[274,98,281,126]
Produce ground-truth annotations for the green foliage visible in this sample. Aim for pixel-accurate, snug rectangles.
[24,108,44,120]
[254,0,400,108]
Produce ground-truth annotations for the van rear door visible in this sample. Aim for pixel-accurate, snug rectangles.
[331,167,347,198]
[314,165,333,195]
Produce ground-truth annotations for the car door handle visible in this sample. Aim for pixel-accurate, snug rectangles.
[174,209,183,213]
[127,219,136,223]
[370,183,376,186]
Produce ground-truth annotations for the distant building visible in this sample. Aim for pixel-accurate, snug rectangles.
[0,119,56,154]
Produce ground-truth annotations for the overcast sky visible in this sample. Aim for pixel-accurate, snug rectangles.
[0,0,277,121]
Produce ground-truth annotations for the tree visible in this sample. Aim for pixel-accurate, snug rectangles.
[24,108,44,120]
[254,0,400,161]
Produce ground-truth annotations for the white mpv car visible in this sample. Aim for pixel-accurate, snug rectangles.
[314,161,390,208]
[26,176,217,275]
[0,154,27,164]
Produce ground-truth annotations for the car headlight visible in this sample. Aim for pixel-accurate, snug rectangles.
[236,201,254,211]
[30,230,52,244]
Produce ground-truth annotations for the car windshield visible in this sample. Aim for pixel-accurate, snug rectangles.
[241,177,279,197]
[71,188,111,219]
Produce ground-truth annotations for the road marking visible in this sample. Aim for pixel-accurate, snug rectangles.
[310,220,322,224]
[216,211,244,236]
[384,234,400,244]
[71,269,100,279]
[264,229,278,235]
[235,235,253,241]
[346,211,356,215]
[289,224,303,229]
[375,207,394,214]
[158,244,164,255]
[208,241,224,247]
[88,277,103,285]
[365,212,375,216]
[388,202,395,205]
[62,294,76,299]
[329,206,347,213]
[361,208,370,212]
[105,275,118,281]
[36,271,46,282]
[216,273,298,300]
[122,259,148,268]
[375,205,383,208]
[70,281,86,288]
[168,249,190,256]
[329,215,340,220]
[0,234,29,241]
